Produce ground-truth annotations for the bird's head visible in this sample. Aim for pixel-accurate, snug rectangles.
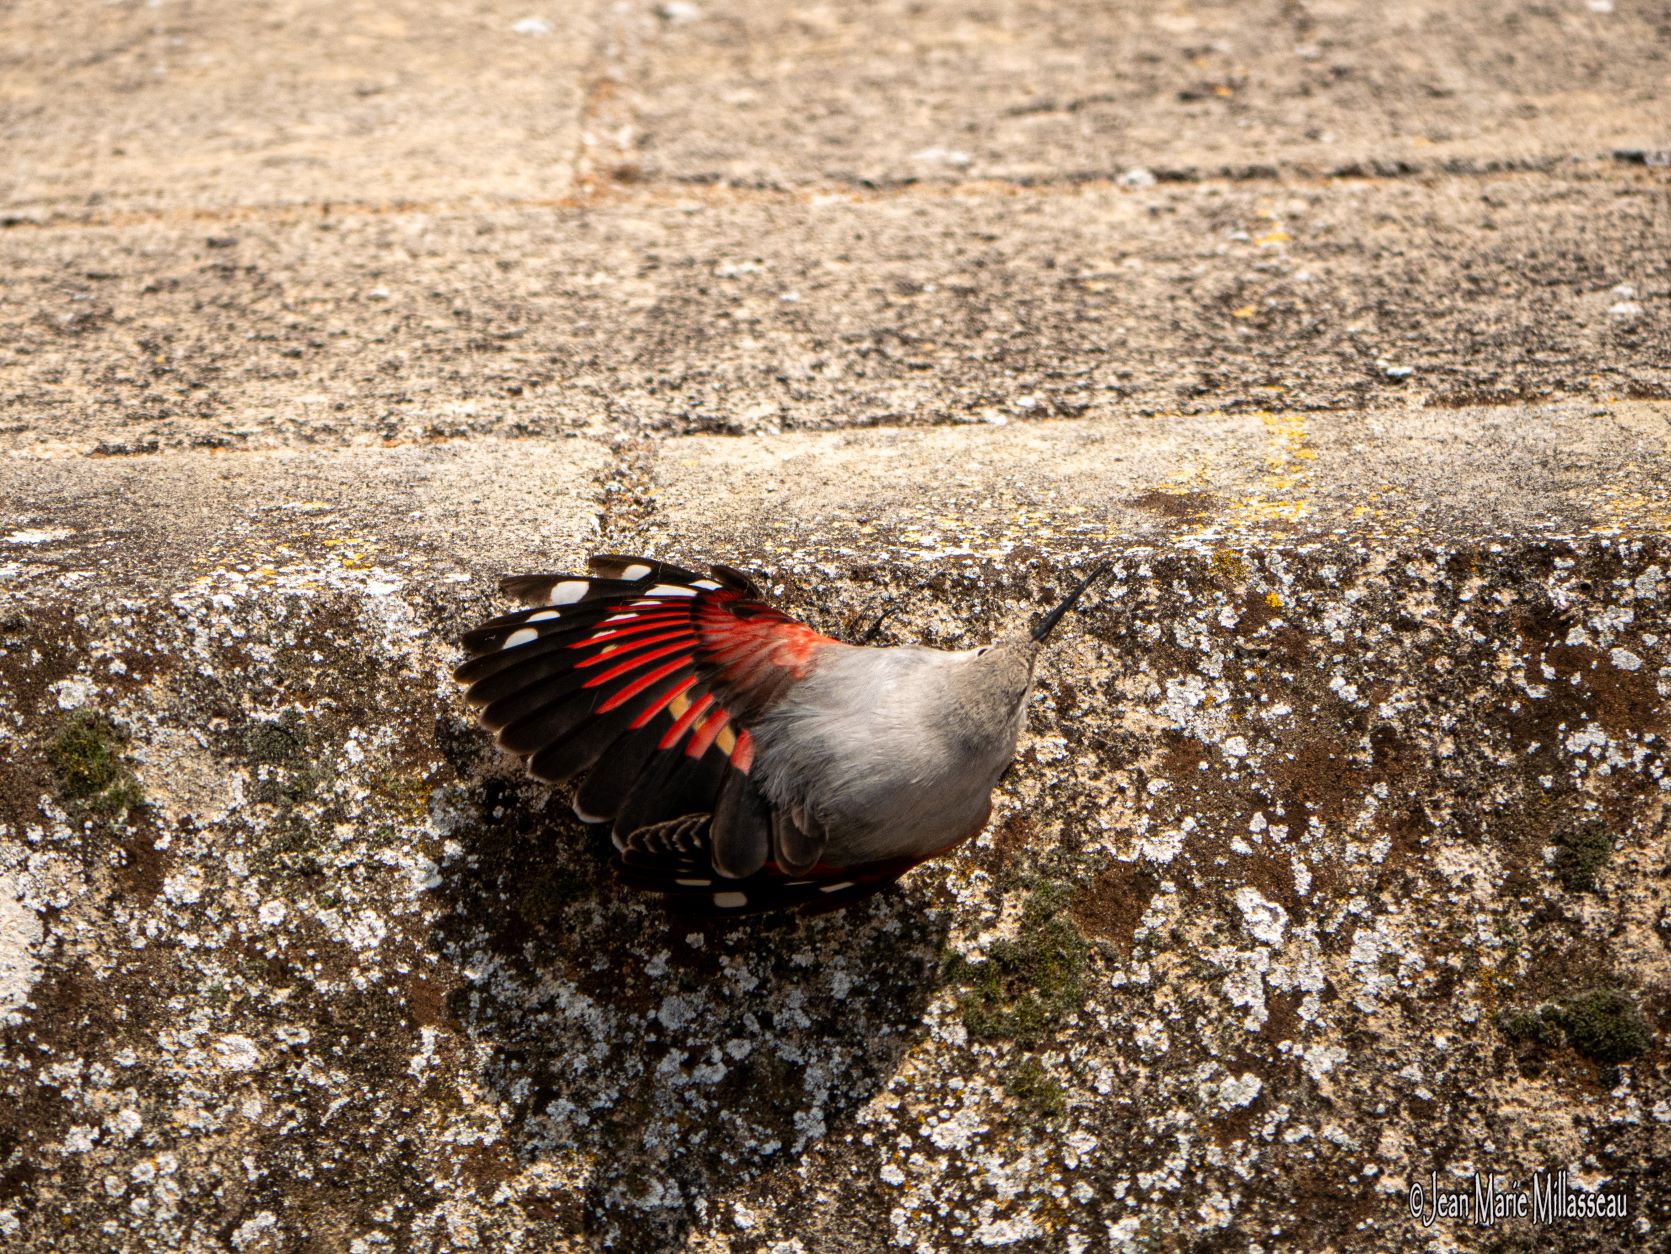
[953,564,1107,730]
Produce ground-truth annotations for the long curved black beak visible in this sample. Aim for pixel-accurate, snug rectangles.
[1030,564,1108,643]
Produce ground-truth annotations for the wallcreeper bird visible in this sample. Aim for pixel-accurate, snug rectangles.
[455,556,1104,914]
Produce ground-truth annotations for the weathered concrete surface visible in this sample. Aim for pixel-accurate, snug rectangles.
[643,404,1671,557]
[3,0,1670,1251]
[0,441,608,593]
[0,0,601,215]
[628,0,1671,186]
[2,170,1667,457]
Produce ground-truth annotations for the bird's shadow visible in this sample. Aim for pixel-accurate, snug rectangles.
[427,717,951,1247]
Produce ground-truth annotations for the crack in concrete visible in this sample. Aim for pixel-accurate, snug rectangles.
[593,435,660,547]
[571,0,654,193]
[2,155,1659,233]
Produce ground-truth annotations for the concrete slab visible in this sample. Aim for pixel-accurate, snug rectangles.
[2,170,1665,456]
[0,438,609,597]
[627,0,1670,186]
[641,404,1671,573]
[0,0,602,215]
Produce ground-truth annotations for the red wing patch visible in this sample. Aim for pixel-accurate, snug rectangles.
[456,556,847,900]
[691,597,831,719]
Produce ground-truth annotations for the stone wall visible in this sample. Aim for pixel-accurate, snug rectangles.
[1,0,1667,1249]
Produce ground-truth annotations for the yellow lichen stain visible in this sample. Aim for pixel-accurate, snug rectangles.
[1473,965,1504,1012]
[1339,482,1413,539]
[374,765,437,821]
[1220,410,1314,530]
[1231,305,1256,319]
[1592,486,1671,535]
[180,512,391,590]
[1157,455,1215,495]
[1209,549,1249,583]
[1254,230,1290,247]
[1265,591,1283,609]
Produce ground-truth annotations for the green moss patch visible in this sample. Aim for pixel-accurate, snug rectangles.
[1499,987,1652,1064]
[47,710,145,818]
[515,865,593,926]
[1552,821,1612,894]
[1003,1055,1067,1118]
[1552,988,1652,1064]
[947,882,1088,1048]
[243,712,335,874]
[244,711,308,766]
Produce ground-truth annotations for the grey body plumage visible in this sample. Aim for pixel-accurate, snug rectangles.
[750,638,1038,866]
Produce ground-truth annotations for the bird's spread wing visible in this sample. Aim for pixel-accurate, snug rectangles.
[456,555,914,912]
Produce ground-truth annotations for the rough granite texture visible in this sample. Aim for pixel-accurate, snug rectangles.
[2,1,1668,1251]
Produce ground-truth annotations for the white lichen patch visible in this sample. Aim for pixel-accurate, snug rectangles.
[1215,1072,1264,1110]
[1216,949,1270,1032]
[5,528,75,545]
[213,1035,262,1073]
[49,676,98,710]
[130,727,245,824]
[1232,887,1288,945]
[0,870,44,1024]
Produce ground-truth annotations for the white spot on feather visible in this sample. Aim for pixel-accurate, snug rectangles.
[650,584,698,597]
[547,580,589,604]
[502,627,540,649]
[818,881,855,893]
[693,579,722,590]
[621,563,652,580]
[676,877,711,887]
[712,891,748,909]
[526,610,560,623]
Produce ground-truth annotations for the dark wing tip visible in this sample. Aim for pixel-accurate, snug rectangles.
[498,573,582,604]
[708,563,763,598]
[588,554,708,584]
